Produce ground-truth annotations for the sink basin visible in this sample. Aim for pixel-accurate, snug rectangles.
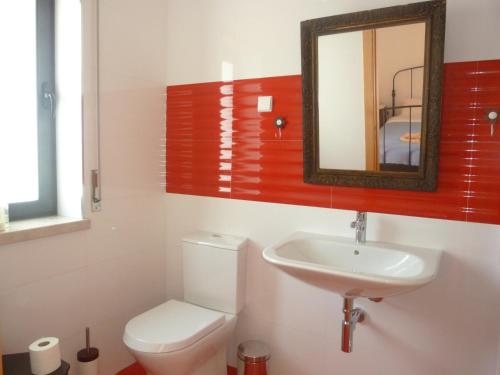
[262,232,442,298]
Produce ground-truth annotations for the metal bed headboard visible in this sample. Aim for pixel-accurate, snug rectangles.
[391,65,424,116]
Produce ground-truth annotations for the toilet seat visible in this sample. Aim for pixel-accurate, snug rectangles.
[123,300,226,354]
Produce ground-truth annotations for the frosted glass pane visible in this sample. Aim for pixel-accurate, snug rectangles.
[0,1,39,203]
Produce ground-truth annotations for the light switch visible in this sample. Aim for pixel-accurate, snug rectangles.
[258,96,273,112]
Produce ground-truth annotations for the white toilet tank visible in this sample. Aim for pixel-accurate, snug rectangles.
[182,231,247,314]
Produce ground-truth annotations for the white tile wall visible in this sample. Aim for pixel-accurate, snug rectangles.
[0,0,168,373]
[165,195,500,375]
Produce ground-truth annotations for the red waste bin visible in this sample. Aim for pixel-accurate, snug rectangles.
[237,340,270,375]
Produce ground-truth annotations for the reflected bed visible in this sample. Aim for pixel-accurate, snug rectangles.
[379,116,421,171]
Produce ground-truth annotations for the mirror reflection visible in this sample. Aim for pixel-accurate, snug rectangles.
[318,22,426,173]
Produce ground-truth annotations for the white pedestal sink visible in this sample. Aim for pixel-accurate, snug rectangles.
[262,232,442,298]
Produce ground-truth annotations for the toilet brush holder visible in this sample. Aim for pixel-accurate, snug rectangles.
[77,328,99,375]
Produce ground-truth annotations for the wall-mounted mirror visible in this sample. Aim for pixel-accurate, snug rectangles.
[301,0,446,191]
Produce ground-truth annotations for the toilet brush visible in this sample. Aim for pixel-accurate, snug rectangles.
[77,328,99,375]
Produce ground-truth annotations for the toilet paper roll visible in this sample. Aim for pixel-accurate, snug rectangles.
[29,337,61,375]
[77,357,99,375]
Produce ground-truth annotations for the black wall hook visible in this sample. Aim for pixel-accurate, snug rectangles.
[275,116,286,129]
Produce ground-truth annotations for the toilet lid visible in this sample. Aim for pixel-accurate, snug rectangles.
[123,300,226,353]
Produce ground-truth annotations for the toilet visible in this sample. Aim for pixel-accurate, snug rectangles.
[123,231,247,375]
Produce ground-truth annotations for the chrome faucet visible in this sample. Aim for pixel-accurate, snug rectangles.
[350,212,367,244]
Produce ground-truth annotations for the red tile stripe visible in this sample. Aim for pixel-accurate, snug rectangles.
[166,61,500,225]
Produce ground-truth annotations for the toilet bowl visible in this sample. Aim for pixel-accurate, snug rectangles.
[123,231,247,375]
[124,300,237,375]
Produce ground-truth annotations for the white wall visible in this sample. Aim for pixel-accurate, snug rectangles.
[164,0,500,374]
[0,0,168,373]
[166,196,500,374]
[165,0,500,87]
[376,22,426,108]
[318,32,366,170]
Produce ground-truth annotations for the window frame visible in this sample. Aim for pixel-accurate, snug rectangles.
[9,0,58,221]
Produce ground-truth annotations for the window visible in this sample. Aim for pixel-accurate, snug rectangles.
[0,0,57,220]
[1,0,83,223]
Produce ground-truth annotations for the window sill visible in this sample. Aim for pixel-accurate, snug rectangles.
[0,216,91,246]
